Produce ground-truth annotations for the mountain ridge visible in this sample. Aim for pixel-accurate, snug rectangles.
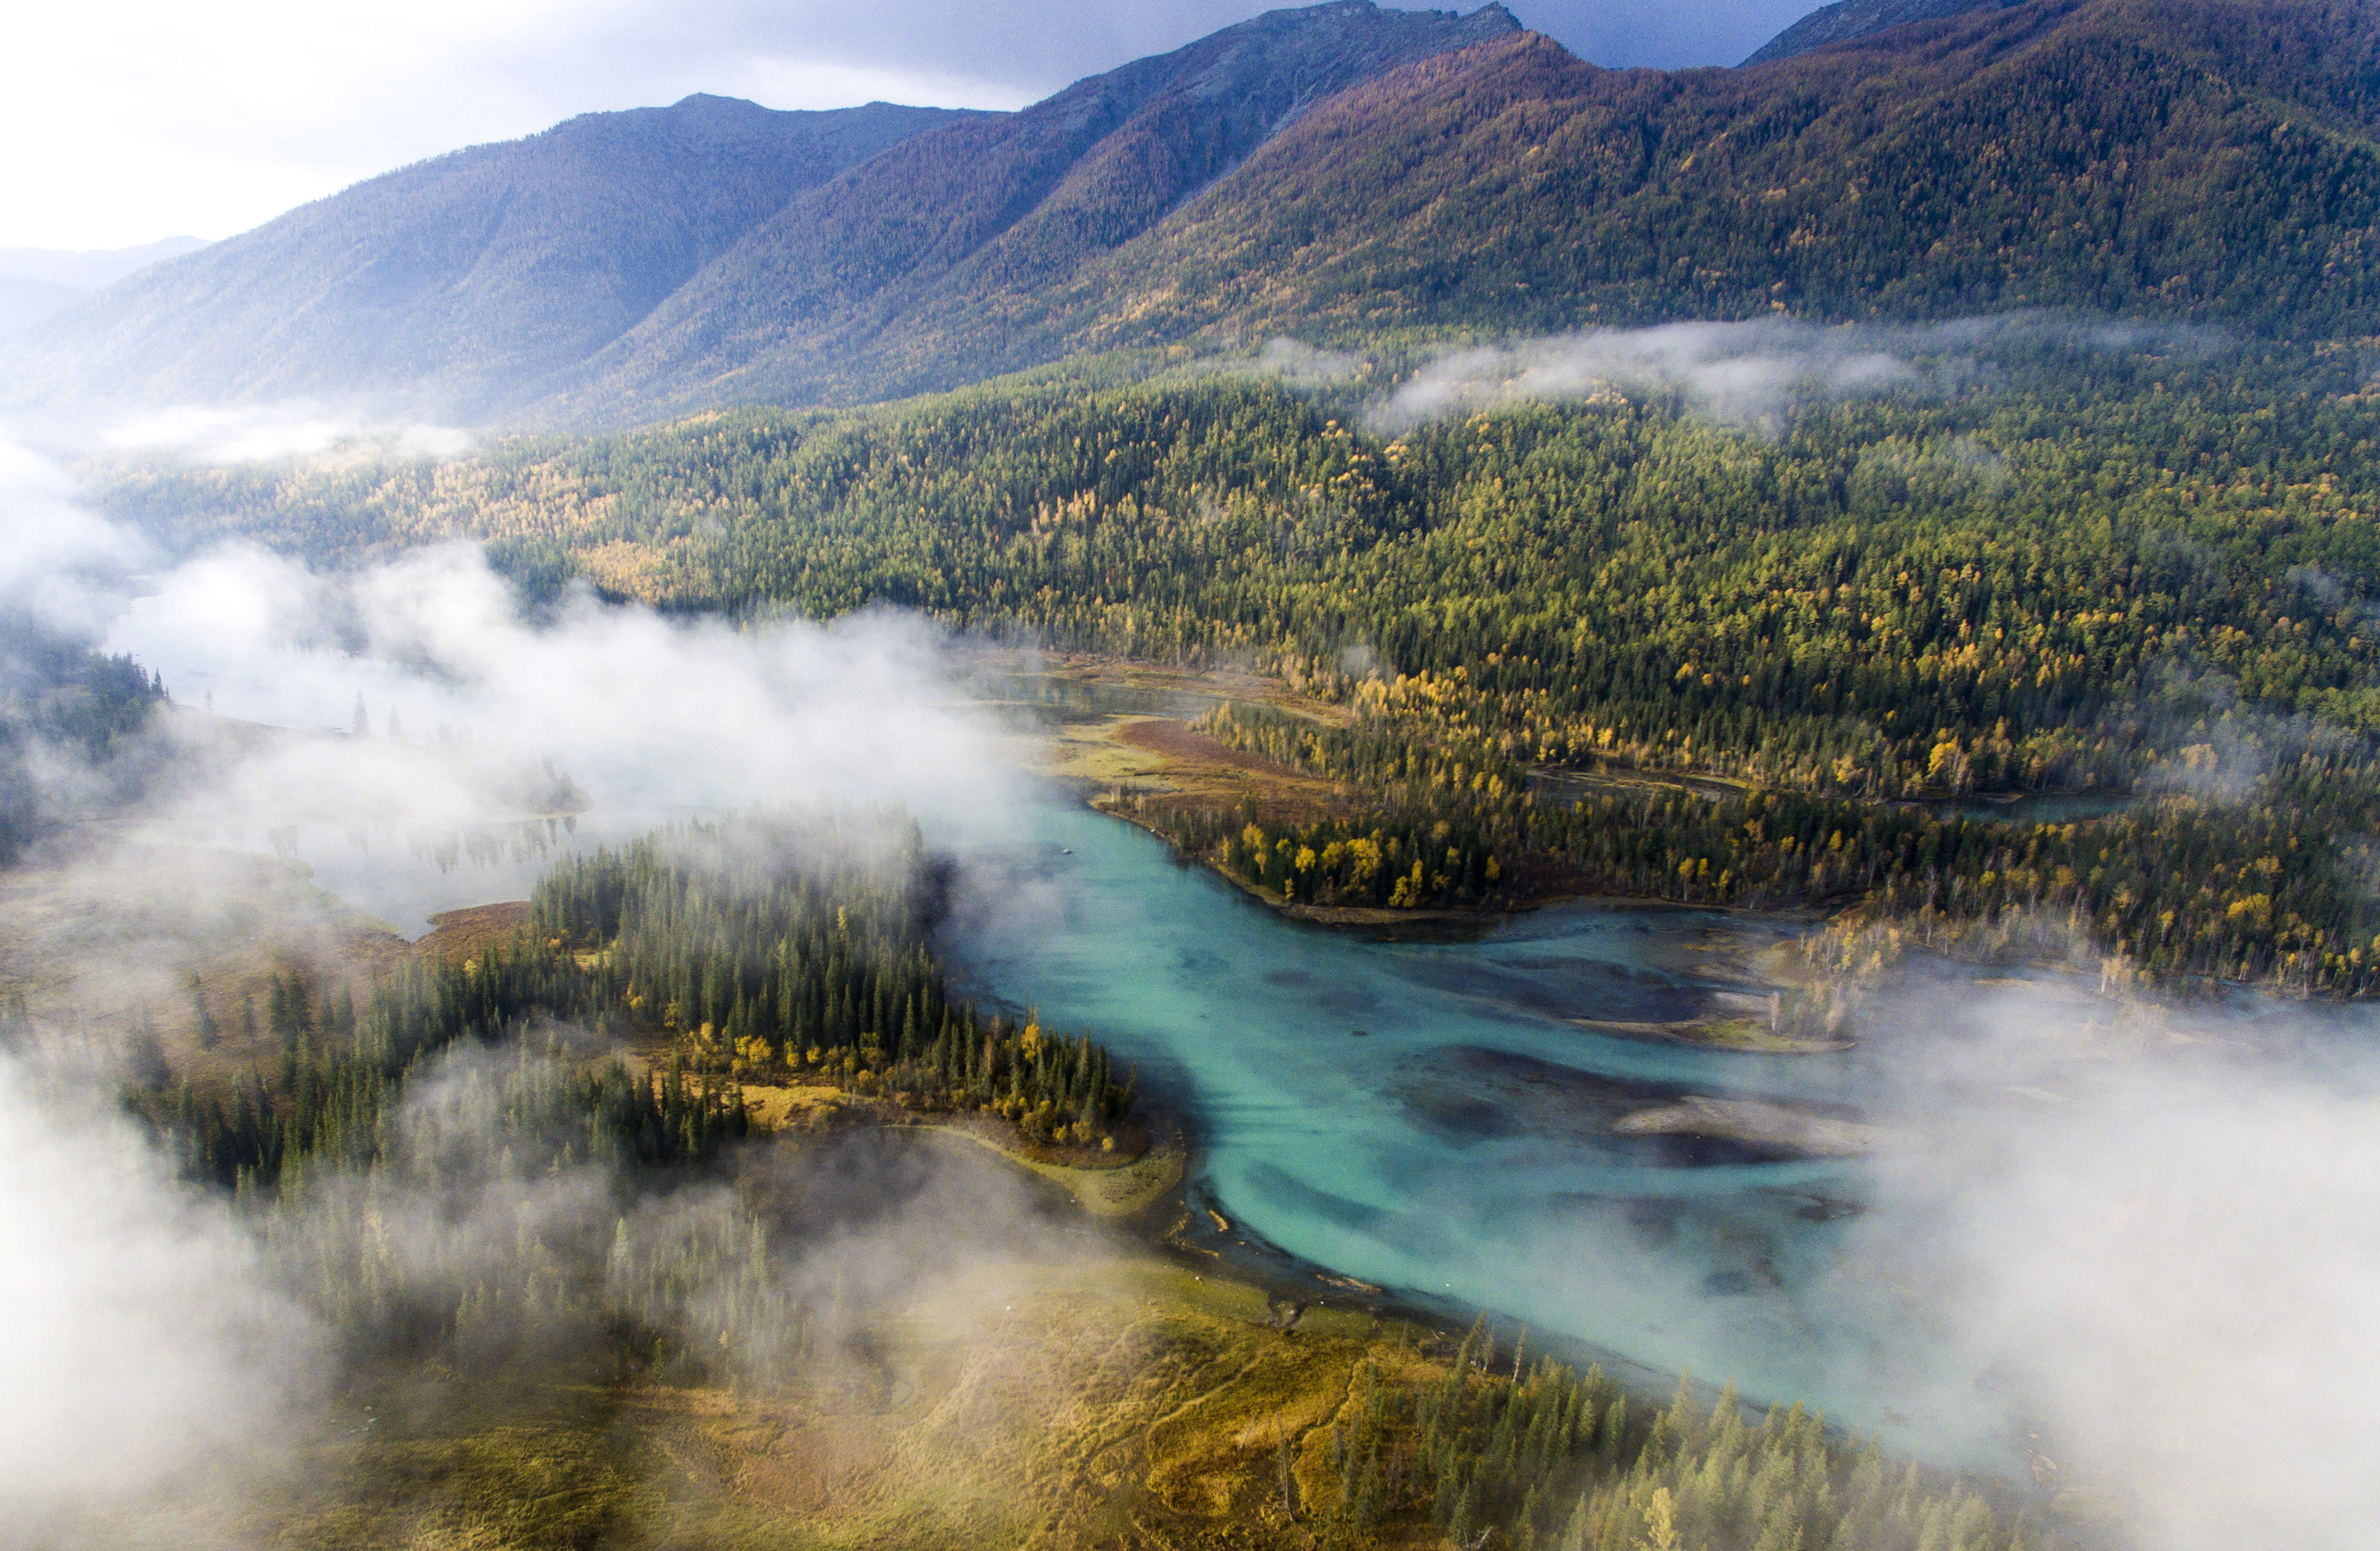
[3,1,1518,427]
[1743,0,2017,65]
[10,0,2380,430]
[930,0,2380,374]
[544,1,1525,420]
[0,238,213,337]
[0,95,984,421]
[0,236,212,291]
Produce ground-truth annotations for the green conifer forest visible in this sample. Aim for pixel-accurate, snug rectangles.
[105,338,2380,993]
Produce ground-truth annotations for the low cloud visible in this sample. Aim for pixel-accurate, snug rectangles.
[1217,335,1366,388]
[1832,974,2380,1550]
[0,430,1074,1535]
[114,539,1011,839]
[0,422,1025,966]
[1362,315,2220,433]
[100,404,475,464]
[0,1052,326,1543]
[0,436,154,635]
[0,1024,1084,1541]
[1369,320,1916,432]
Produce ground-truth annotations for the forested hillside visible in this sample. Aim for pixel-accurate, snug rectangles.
[1052,0,2380,357]
[1743,0,2015,64]
[509,0,2380,419]
[104,335,2380,992]
[550,1,1525,420]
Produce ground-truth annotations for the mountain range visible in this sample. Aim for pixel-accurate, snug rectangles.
[10,0,2380,429]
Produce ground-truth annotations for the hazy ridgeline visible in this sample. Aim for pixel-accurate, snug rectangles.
[105,334,2380,993]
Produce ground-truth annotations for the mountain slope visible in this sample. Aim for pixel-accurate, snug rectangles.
[560,0,2380,421]
[0,238,214,336]
[550,1,1523,420]
[2,96,977,420]
[1015,0,2380,350]
[1742,0,2015,65]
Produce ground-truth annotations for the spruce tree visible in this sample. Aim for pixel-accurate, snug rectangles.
[189,975,219,1050]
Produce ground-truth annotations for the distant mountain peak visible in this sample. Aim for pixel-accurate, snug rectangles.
[548,0,1536,419]
[0,237,213,334]
[0,0,1525,425]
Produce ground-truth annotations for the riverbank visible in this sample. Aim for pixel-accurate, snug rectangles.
[899,1093,1710,1425]
[1024,696,1869,1035]
[1090,786,1509,933]
[1060,744,1847,1050]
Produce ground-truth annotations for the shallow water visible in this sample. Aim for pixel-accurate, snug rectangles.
[935,791,1983,1445]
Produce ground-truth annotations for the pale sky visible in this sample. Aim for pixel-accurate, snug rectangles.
[2,0,1823,251]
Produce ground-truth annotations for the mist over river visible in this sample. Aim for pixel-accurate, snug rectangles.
[126,784,1999,1456]
[102,599,2380,1481]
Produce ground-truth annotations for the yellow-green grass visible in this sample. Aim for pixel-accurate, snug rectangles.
[93,1256,1454,1550]
[908,1124,1186,1218]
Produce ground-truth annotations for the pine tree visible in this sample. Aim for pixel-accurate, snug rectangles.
[125,1007,169,1089]
[189,975,219,1050]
